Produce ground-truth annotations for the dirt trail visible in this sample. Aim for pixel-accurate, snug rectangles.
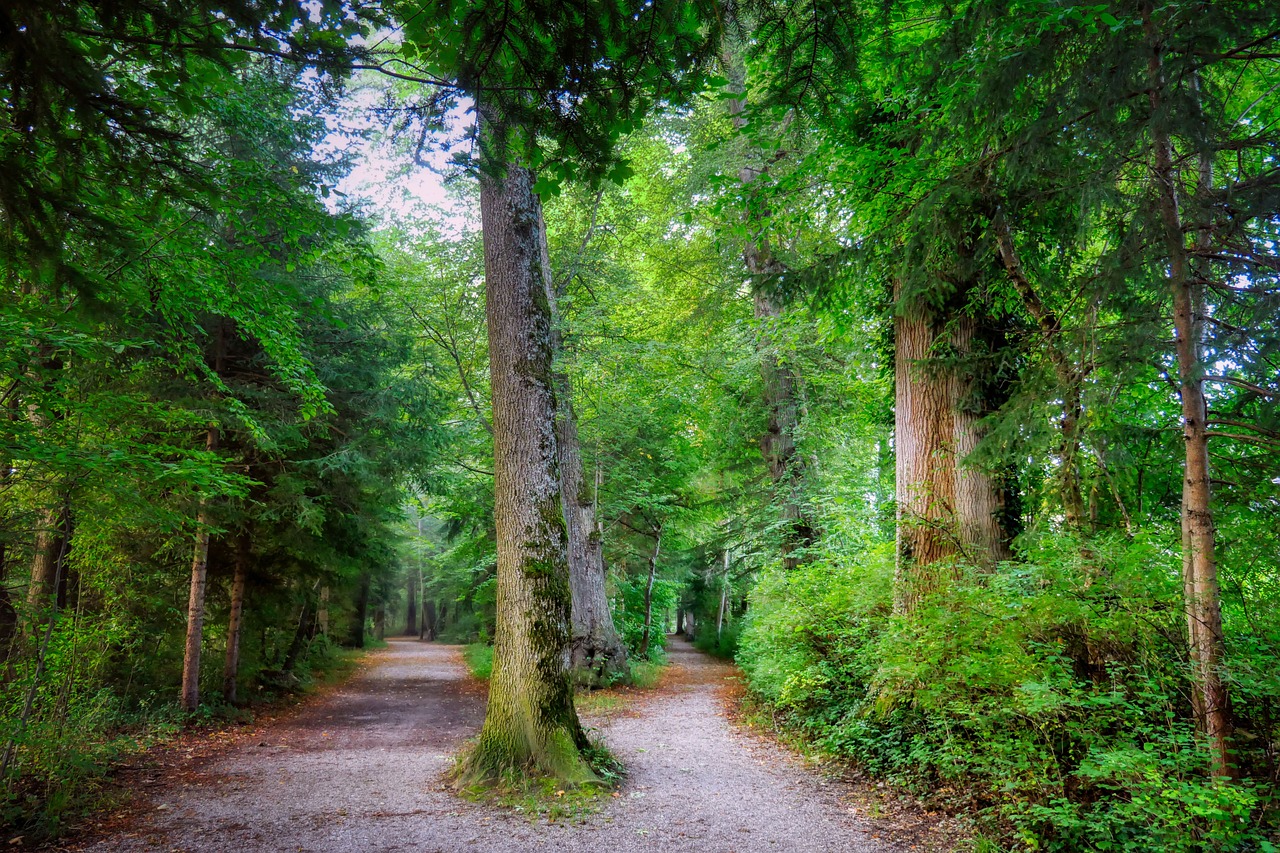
[64,637,896,852]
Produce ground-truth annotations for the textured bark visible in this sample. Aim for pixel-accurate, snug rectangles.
[26,501,70,618]
[222,534,249,704]
[456,121,594,786]
[1145,6,1233,777]
[545,274,627,684]
[181,426,218,712]
[894,291,959,614]
[950,315,1013,566]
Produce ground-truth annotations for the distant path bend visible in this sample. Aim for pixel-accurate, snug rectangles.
[68,637,894,852]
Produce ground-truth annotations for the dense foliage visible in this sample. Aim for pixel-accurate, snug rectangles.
[2,0,1278,849]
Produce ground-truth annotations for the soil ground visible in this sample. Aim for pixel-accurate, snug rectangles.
[56,637,941,852]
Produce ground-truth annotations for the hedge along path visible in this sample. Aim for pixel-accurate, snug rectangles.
[67,637,898,852]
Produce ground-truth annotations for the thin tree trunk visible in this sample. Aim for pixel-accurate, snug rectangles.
[181,425,218,712]
[317,586,330,636]
[716,550,729,642]
[0,541,14,663]
[639,527,662,658]
[456,113,594,787]
[222,533,249,704]
[993,210,1086,529]
[1144,5,1232,777]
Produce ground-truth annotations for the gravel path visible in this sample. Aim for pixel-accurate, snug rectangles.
[66,637,894,852]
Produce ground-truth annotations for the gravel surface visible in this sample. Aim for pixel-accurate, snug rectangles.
[64,637,897,852]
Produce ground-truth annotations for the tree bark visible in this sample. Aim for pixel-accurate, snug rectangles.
[27,500,71,619]
[181,425,219,712]
[222,533,249,704]
[894,288,960,614]
[950,314,1013,566]
[639,526,662,659]
[456,115,594,787]
[1144,5,1233,777]
[545,277,627,684]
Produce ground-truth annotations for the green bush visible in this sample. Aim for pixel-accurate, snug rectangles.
[611,576,679,660]
[737,535,1280,851]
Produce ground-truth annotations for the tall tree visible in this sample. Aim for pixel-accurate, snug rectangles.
[394,0,716,784]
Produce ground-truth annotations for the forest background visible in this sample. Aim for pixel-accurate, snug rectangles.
[1,0,1278,850]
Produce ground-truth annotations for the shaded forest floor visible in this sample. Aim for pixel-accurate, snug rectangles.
[52,637,958,852]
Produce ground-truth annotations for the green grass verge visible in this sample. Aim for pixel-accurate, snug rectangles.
[461,643,494,680]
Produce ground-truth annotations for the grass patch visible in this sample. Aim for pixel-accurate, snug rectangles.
[461,643,494,680]
[575,691,625,716]
[626,659,665,689]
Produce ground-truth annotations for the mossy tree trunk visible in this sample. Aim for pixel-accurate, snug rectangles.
[456,113,595,787]
[545,272,627,685]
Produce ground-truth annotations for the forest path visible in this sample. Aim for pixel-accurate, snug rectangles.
[64,637,894,852]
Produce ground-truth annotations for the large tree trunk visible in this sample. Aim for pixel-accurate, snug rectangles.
[751,290,817,570]
[545,292,627,683]
[181,426,219,712]
[222,534,248,704]
[950,314,1013,566]
[455,118,594,787]
[1144,6,1232,777]
[894,292,959,614]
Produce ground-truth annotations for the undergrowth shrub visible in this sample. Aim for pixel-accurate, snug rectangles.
[737,535,1280,851]
[612,576,678,660]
